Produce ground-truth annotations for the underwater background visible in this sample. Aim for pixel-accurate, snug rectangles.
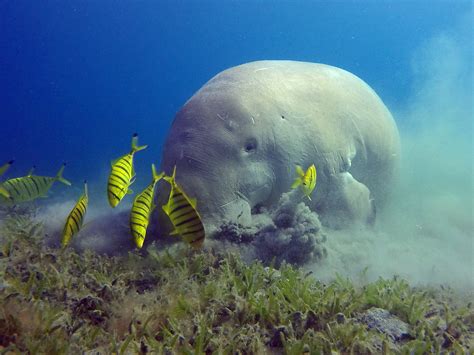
[2,0,472,284]
[0,1,473,353]
[0,1,470,185]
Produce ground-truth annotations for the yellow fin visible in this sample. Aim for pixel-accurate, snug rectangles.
[295,165,305,177]
[131,133,148,153]
[151,164,165,182]
[164,165,177,185]
[56,164,72,186]
[127,188,134,195]
[291,178,302,189]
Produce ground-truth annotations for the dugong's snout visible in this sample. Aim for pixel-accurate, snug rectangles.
[160,103,277,230]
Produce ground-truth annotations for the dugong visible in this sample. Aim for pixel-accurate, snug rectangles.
[160,61,400,231]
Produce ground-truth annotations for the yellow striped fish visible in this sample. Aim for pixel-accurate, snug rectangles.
[0,160,14,199]
[291,164,317,200]
[130,164,164,248]
[162,166,205,249]
[0,164,71,204]
[107,133,147,208]
[62,181,88,247]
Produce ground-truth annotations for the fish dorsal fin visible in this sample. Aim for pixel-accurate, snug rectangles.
[27,166,36,177]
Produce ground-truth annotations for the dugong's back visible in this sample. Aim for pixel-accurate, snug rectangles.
[162,60,400,228]
[193,61,400,205]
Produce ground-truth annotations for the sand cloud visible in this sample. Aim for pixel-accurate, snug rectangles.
[312,14,473,291]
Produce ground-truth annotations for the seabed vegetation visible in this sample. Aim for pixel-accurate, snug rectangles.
[0,206,472,354]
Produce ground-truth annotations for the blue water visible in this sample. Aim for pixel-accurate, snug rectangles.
[0,1,471,195]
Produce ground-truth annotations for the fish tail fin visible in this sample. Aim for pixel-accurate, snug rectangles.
[295,165,305,177]
[152,164,165,183]
[131,133,148,153]
[291,165,305,189]
[291,177,302,189]
[56,163,72,186]
[163,165,177,184]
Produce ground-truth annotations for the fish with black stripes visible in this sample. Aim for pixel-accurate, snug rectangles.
[0,160,14,199]
[291,164,317,200]
[107,133,147,208]
[0,163,71,204]
[162,166,205,248]
[62,181,88,247]
[130,164,164,248]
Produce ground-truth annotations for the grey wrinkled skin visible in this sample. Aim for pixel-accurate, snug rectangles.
[158,61,400,233]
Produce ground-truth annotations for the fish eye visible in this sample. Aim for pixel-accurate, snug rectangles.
[244,138,257,153]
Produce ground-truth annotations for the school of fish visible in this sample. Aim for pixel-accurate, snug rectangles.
[0,134,317,250]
